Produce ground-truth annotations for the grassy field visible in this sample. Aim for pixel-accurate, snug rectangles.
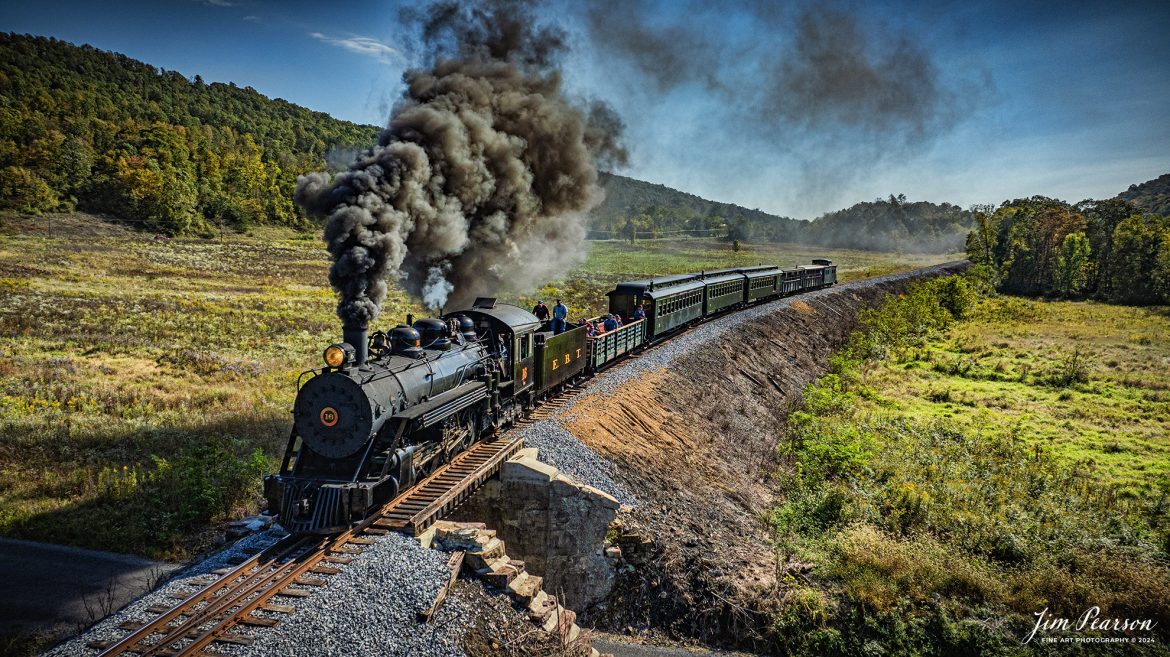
[870,297,1170,496]
[770,282,1170,653]
[0,213,958,561]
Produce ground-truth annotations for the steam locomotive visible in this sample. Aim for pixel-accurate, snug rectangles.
[264,260,837,533]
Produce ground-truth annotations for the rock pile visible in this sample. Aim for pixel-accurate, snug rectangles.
[428,520,610,657]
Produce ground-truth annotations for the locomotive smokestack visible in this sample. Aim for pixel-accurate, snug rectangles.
[343,320,368,366]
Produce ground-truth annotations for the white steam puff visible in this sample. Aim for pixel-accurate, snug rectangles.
[296,0,625,321]
[421,265,455,311]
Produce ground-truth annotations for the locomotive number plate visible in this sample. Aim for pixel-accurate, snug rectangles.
[320,406,339,427]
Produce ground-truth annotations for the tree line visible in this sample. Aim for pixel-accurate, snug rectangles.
[965,196,1170,304]
[0,34,378,234]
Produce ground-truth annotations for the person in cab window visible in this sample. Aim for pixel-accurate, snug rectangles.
[552,299,568,334]
[633,304,646,321]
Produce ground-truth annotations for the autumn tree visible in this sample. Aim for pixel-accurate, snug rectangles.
[965,204,998,264]
[991,197,1084,295]
[0,165,57,212]
[1077,198,1140,297]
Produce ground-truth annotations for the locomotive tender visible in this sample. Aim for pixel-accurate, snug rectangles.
[264,260,837,533]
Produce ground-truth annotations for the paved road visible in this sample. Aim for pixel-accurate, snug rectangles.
[0,537,180,644]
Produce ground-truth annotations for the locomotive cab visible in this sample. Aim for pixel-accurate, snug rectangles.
[445,298,539,396]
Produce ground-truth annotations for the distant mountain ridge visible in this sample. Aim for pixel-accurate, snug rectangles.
[1118,173,1170,216]
[593,172,802,240]
[594,173,975,253]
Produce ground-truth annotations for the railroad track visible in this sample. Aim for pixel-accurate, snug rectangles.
[87,371,603,656]
[89,435,524,657]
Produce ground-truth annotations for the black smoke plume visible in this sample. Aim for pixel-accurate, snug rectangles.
[580,0,975,214]
[296,0,625,322]
[760,8,957,142]
[583,1,962,140]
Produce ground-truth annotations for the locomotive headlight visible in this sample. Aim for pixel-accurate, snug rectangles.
[323,343,353,368]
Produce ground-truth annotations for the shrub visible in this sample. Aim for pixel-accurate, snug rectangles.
[930,275,978,319]
[1046,347,1090,387]
[146,440,269,540]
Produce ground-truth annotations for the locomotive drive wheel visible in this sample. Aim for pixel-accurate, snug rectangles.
[442,410,477,462]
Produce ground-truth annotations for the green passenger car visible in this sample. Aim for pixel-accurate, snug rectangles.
[644,279,704,339]
[743,266,782,302]
[702,272,745,315]
[607,273,704,341]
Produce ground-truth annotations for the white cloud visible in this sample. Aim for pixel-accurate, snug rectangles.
[203,0,235,6]
[242,15,260,23]
[310,32,402,66]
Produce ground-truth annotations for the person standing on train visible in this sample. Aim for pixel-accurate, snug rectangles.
[552,299,568,334]
[632,304,646,321]
[602,313,618,332]
[532,300,550,322]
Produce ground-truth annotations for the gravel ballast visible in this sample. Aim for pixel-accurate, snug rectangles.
[44,531,474,657]
[219,532,458,657]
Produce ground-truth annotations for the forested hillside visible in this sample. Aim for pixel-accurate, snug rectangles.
[0,33,379,233]
[802,195,973,252]
[592,172,805,241]
[1118,172,1170,217]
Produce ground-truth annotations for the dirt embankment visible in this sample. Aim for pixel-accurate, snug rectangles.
[565,262,969,650]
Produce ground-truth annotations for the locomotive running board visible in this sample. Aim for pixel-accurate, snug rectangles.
[393,381,489,430]
[373,435,523,535]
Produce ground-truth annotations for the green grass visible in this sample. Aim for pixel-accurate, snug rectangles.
[0,214,954,560]
[769,280,1170,655]
[871,297,1170,497]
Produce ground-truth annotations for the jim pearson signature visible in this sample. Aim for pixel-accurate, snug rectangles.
[1025,606,1158,644]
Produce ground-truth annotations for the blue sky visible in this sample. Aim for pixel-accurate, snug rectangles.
[2,0,1168,219]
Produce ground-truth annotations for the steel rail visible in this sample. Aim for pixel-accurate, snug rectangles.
[95,535,311,656]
